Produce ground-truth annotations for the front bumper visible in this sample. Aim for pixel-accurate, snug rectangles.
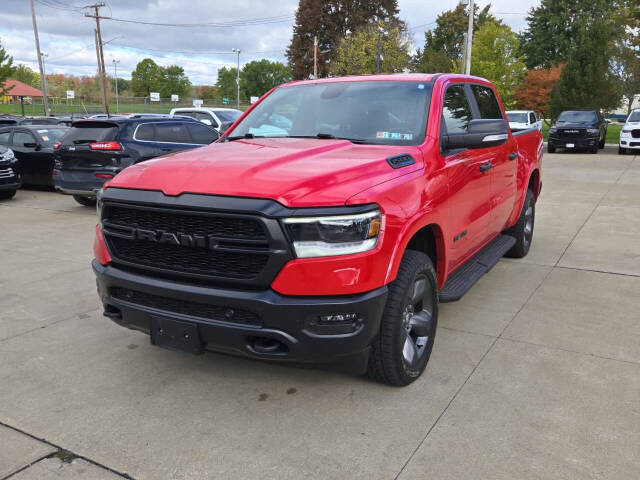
[93,260,387,373]
[548,135,599,150]
[0,166,21,191]
[54,169,115,196]
[619,137,640,149]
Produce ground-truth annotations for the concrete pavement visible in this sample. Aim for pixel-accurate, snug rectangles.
[0,147,638,479]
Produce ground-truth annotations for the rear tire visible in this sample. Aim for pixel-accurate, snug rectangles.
[72,194,97,207]
[590,146,598,154]
[505,189,535,258]
[599,136,605,149]
[0,189,16,200]
[368,250,438,386]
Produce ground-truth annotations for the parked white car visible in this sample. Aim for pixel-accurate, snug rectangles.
[506,110,543,132]
[619,109,640,155]
[169,107,242,132]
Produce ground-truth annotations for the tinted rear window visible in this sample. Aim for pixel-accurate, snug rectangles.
[154,123,192,143]
[63,123,118,145]
[507,113,528,123]
[471,85,503,119]
[36,128,68,147]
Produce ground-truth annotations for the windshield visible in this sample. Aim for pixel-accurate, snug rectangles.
[36,128,67,147]
[557,111,598,123]
[216,110,242,122]
[229,81,432,145]
[507,113,528,123]
[627,111,640,123]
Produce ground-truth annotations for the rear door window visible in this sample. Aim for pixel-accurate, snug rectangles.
[0,131,10,144]
[153,123,192,143]
[442,85,474,134]
[12,131,36,146]
[63,123,118,145]
[134,123,155,141]
[471,85,503,119]
[187,123,218,144]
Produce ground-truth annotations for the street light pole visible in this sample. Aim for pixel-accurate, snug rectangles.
[232,48,241,109]
[112,59,120,113]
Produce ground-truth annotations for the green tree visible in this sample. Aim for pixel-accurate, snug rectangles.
[412,4,501,73]
[215,67,239,102]
[159,65,191,98]
[549,17,621,118]
[286,0,404,79]
[13,64,40,88]
[470,23,526,109]
[199,85,218,100]
[110,76,130,93]
[131,58,164,97]
[612,45,640,116]
[330,23,410,75]
[0,39,16,96]
[519,0,618,69]
[240,60,291,100]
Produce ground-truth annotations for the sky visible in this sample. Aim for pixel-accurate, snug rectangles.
[0,0,541,85]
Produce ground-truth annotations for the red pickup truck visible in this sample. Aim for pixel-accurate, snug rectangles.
[93,74,542,385]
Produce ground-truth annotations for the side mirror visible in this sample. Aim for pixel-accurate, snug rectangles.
[219,120,234,134]
[444,119,509,150]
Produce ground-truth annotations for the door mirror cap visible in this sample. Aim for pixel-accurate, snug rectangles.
[23,142,41,150]
[444,119,509,150]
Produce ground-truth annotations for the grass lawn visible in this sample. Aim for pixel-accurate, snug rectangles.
[541,122,622,143]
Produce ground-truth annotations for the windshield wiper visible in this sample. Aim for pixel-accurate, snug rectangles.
[285,133,368,144]
[224,133,256,142]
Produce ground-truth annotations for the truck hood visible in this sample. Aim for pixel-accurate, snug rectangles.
[107,137,424,207]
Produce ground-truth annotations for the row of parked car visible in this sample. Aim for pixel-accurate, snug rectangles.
[0,108,242,204]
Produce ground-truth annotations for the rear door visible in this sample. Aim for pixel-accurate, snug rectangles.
[441,84,495,268]
[57,122,124,170]
[129,121,204,161]
[469,84,516,234]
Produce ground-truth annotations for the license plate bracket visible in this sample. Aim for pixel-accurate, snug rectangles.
[566,143,575,148]
[150,317,204,354]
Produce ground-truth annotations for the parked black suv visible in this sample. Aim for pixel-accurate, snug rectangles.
[548,110,607,153]
[0,125,69,186]
[53,115,219,206]
[0,145,21,199]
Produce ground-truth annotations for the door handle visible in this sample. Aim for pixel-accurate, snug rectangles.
[479,162,493,173]
[160,148,172,152]
[508,152,518,161]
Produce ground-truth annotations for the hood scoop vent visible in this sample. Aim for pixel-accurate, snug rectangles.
[386,154,416,169]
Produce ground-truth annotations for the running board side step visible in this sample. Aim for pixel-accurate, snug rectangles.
[439,234,516,302]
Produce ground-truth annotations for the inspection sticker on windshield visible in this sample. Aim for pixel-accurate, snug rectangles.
[377,132,413,140]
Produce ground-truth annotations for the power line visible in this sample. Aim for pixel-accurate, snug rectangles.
[102,14,295,28]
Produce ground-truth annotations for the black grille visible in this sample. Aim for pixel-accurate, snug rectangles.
[104,205,266,241]
[632,129,640,139]
[108,236,269,278]
[559,128,586,138]
[110,287,262,326]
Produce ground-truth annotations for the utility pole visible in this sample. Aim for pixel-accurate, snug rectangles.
[232,48,241,109]
[112,59,120,113]
[464,0,474,75]
[460,32,467,74]
[29,0,50,116]
[376,29,382,74]
[313,36,318,80]
[85,3,109,114]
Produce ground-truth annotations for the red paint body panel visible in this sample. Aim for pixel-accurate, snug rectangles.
[100,74,542,296]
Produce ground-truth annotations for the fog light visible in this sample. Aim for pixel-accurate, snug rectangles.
[319,312,358,324]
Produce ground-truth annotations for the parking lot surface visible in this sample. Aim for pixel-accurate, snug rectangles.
[1,147,639,480]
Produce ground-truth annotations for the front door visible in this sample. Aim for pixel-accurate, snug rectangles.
[440,84,495,269]
[11,130,50,185]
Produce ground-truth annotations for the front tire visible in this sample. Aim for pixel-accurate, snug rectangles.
[618,146,626,155]
[547,145,556,154]
[73,194,97,207]
[0,189,16,200]
[505,189,535,258]
[368,250,438,386]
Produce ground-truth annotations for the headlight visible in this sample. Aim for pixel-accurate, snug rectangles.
[622,129,631,134]
[282,209,381,258]
[587,128,600,135]
[1,149,14,161]
[96,188,104,218]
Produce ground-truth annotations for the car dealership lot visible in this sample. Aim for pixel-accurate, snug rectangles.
[1,147,639,480]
